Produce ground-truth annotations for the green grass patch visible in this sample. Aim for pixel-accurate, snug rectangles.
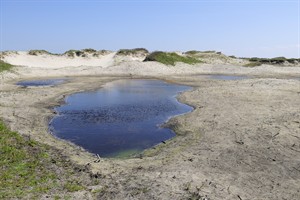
[64,181,86,192]
[0,60,13,72]
[0,121,94,199]
[144,51,201,66]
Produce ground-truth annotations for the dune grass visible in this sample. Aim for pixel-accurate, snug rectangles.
[0,60,13,72]
[144,51,201,66]
[0,121,92,199]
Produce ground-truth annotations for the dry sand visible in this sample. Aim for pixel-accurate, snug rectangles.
[0,52,300,199]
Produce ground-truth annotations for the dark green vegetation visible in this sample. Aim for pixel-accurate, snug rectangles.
[0,121,96,199]
[144,51,201,66]
[116,48,149,56]
[0,60,13,72]
[247,57,300,65]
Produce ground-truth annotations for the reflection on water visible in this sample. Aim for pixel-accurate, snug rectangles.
[50,80,193,157]
[17,79,66,86]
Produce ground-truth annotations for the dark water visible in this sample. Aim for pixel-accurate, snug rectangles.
[50,80,193,158]
[17,79,66,86]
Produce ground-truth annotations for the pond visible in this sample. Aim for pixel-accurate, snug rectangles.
[49,79,193,158]
[17,79,66,87]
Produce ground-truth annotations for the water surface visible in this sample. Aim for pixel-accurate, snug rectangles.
[50,79,193,157]
[17,79,66,87]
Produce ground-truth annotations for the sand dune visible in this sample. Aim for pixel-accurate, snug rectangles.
[2,51,117,68]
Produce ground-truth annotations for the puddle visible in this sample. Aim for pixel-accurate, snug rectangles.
[17,79,66,87]
[50,79,193,158]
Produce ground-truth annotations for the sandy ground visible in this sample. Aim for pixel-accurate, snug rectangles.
[0,53,300,199]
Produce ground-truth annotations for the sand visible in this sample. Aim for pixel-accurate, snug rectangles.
[0,52,300,199]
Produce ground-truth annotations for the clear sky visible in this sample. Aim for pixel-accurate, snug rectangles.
[0,0,299,58]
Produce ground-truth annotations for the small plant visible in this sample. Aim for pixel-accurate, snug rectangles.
[144,51,201,66]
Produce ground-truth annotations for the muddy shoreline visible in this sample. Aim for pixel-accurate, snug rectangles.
[1,73,300,199]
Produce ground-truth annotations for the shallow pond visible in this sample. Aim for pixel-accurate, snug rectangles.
[50,79,193,158]
[17,79,66,87]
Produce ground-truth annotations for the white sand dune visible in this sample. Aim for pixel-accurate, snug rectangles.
[2,51,117,68]
[1,51,300,80]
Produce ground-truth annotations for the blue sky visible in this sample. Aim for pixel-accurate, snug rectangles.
[0,0,299,58]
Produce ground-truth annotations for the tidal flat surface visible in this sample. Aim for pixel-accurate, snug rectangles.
[50,79,193,157]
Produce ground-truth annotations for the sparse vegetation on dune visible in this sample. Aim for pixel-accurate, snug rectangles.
[0,60,13,72]
[116,48,149,56]
[246,57,300,65]
[63,49,85,57]
[82,48,97,53]
[185,50,217,55]
[144,51,201,66]
[63,49,112,57]
[0,121,95,199]
[243,62,262,67]
[28,50,54,56]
